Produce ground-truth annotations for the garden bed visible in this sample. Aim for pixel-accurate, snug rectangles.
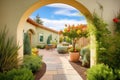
[69,61,89,80]
[34,62,46,80]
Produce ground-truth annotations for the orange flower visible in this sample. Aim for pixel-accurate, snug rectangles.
[67,28,70,32]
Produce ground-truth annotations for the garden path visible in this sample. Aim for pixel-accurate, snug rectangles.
[39,49,83,80]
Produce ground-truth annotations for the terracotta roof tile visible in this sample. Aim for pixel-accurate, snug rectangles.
[27,18,58,34]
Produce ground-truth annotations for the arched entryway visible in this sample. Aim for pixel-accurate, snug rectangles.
[17,0,95,66]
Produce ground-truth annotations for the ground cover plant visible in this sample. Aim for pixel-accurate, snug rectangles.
[22,55,43,73]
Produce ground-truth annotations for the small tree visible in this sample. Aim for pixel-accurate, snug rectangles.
[24,33,31,55]
[62,24,88,52]
[47,35,52,44]
[34,14,43,25]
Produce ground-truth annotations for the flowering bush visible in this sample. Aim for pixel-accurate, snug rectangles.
[32,48,38,56]
[113,10,120,32]
[60,24,88,52]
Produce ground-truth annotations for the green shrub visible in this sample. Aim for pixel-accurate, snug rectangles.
[0,68,34,80]
[22,55,43,73]
[24,32,31,55]
[87,64,115,80]
[91,12,120,71]
[47,35,52,44]
[66,37,72,44]
[0,27,20,72]
[36,44,45,49]
[68,47,80,52]
[114,69,120,80]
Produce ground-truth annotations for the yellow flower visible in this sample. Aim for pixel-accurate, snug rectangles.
[64,28,67,32]
[77,30,81,34]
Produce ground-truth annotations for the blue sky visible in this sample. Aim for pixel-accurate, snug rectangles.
[30,3,87,31]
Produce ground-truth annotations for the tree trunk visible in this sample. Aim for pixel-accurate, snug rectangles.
[73,38,76,51]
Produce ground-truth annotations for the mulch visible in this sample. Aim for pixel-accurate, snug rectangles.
[69,61,89,80]
[34,62,46,80]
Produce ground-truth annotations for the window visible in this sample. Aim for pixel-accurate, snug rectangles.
[39,33,43,42]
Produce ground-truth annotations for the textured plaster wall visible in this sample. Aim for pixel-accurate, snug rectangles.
[24,21,58,47]
[35,27,58,45]
[24,22,36,33]
[77,0,120,32]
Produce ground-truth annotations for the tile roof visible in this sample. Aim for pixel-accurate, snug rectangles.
[27,18,58,34]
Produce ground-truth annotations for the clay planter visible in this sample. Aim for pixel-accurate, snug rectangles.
[69,52,80,62]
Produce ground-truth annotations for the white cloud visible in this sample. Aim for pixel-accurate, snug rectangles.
[46,3,82,17]
[54,9,80,17]
[46,3,76,10]
[41,18,87,31]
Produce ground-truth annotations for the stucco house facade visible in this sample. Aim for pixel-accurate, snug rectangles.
[24,18,59,47]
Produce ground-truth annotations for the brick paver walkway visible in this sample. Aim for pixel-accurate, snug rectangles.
[39,49,83,80]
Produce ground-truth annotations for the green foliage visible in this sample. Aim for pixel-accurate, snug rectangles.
[68,47,80,52]
[0,68,34,80]
[47,35,52,44]
[91,12,111,64]
[34,14,43,25]
[104,33,120,69]
[114,69,120,80]
[24,33,31,55]
[91,13,120,70]
[59,36,64,43]
[87,64,115,80]
[22,55,43,73]
[0,27,20,72]
[36,44,46,49]
[65,36,72,44]
[92,12,110,41]
[50,40,57,45]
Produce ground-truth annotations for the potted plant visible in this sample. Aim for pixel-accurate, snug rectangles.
[60,24,88,62]
[68,47,80,62]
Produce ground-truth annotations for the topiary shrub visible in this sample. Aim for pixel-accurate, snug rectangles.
[0,27,20,72]
[87,64,115,80]
[24,32,31,55]
[0,68,34,80]
[22,55,43,73]
[47,35,52,44]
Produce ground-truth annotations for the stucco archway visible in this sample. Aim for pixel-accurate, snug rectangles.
[17,0,94,66]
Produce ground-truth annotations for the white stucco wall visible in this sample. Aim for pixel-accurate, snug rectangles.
[24,21,58,47]
[77,0,120,32]
[36,27,58,45]
[24,22,36,33]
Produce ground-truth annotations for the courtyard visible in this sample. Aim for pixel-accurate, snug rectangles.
[39,49,83,80]
[0,0,120,80]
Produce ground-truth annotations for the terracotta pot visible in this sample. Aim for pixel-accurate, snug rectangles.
[69,52,80,62]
